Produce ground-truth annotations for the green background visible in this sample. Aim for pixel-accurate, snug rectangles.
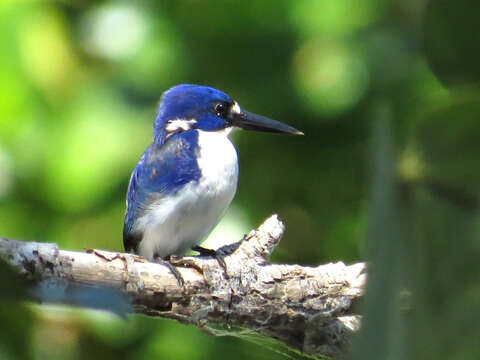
[1,0,480,359]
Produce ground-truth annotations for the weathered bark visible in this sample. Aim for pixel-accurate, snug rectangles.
[0,215,365,358]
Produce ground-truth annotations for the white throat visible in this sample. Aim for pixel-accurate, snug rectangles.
[196,128,238,180]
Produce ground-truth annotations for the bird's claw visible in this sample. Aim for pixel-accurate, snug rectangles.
[168,256,204,274]
[192,246,229,279]
[155,256,185,288]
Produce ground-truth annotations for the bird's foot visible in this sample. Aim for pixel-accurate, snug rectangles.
[155,256,185,287]
[191,246,229,279]
[168,255,204,274]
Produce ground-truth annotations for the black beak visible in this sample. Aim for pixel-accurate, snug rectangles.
[230,110,303,135]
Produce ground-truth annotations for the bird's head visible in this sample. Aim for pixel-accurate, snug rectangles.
[153,84,303,143]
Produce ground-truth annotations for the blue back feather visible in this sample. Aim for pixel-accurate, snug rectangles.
[124,130,201,234]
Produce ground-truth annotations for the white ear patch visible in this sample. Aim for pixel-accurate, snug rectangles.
[165,119,197,138]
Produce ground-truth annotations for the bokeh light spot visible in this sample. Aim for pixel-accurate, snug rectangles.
[42,85,150,212]
[398,145,425,182]
[290,0,382,36]
[19,7,82,98]
[80,4,148,60]
[292,39,369,118]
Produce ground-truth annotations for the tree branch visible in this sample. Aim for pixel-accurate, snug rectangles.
[0,215,365,358]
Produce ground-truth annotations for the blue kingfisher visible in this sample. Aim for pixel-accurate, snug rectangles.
[123,84,302,281]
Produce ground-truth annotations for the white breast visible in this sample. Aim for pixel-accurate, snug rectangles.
[137,129,239,260]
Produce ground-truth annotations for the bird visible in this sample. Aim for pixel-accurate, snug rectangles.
[123,84,302,277]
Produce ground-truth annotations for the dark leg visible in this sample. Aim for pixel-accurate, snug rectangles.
[168,255,204,274]
[154,254,185,287]
[191,246,228,278]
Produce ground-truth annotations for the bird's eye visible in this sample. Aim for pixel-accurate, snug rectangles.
[214,103,227,117]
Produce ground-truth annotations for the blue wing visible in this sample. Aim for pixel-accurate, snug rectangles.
[123,130,201,252]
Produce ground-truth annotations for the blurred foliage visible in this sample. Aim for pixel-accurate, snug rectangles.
[1,0,480,359]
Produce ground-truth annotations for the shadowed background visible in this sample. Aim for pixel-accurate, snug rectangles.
[1,0,480,359]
